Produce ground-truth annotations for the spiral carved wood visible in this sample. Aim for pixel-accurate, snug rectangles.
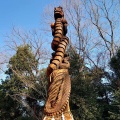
[43,6,74,120]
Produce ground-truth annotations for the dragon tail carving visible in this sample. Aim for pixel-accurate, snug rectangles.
[47,36,69,76]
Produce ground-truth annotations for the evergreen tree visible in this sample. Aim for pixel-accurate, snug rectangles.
[0,79,23,120]
[68,46,104,120]
[108,49,120,119]
[0,44,47,119]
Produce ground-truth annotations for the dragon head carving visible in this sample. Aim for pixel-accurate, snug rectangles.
[54,6,64,19]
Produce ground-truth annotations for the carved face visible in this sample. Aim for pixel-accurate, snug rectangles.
[54,6,64,19]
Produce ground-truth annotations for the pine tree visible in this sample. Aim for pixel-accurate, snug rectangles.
[0,44,47,119]
[108,49,120,119]
[68,46,103,120]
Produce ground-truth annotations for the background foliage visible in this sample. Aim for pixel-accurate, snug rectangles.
[0,0,120,120]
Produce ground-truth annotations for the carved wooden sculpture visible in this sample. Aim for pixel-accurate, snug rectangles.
[43,6,74,120]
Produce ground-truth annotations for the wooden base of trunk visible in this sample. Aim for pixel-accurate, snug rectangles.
[43,104,74,120]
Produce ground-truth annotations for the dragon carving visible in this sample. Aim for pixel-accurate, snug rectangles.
[43,6,74,120]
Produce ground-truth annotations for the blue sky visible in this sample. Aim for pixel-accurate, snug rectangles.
[0,0,58,45]
[0,0,60,81]
[0,0,49,34]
